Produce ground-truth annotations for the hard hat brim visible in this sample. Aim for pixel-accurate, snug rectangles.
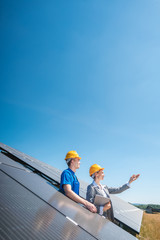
[65,157,81,160]
[96,167,104,172]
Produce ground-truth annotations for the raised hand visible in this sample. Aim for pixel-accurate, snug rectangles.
[129,174,140,184]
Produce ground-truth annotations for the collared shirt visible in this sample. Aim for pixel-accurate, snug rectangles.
[92,180,108,196]
[60,168,80,195]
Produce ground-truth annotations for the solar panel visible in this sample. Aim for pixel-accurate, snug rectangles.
[0,152,27,170]
[0,159,138,240]
[0,142,61,183]
[0,171,95,240]
[0,143,140,238]
[110,194,143,233]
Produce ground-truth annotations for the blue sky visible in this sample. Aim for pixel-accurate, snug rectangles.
[1,0,160,204]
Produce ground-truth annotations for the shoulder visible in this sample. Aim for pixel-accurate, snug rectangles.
[86,183,96,197]
[60,169,74,185]
[61,169,72,179]
[87,183,95,191]
[62,169,71,175]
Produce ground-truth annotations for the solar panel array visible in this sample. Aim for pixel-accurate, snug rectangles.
[0,142,143,233]
[0,142,140,239]
[0,171,95,240]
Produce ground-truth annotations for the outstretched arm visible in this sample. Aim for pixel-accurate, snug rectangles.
[107,183,130,194]
[107,174,140,194]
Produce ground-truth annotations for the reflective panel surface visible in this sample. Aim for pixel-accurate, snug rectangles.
[0,152,26,170]
[0,171,95,240]
[110,194,143,233]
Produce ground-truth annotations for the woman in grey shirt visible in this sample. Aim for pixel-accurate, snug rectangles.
[86,164,140,222]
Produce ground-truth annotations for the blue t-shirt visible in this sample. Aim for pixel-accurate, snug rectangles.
[60,168,80,195]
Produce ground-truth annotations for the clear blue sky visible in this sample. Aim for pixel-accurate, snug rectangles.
[1,0,160,204]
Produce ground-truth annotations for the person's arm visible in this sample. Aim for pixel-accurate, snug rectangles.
[107,174,140,194]
[107,183,130,194]
[63,184,97,213]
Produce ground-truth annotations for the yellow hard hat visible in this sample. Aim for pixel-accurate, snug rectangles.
[89,164,104,176]
[65,151,81,160]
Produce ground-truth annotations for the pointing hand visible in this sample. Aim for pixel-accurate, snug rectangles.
[129,174,140,184]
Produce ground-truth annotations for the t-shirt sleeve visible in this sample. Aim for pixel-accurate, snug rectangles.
[61,171,72,186]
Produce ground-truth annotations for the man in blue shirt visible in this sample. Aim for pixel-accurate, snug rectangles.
[60,150,97,213]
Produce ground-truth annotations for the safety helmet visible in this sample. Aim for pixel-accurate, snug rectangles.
[89,164,104,176]
[65,151,81,160]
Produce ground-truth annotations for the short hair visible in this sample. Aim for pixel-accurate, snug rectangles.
[66,158,73,167]
[91,173,95,179]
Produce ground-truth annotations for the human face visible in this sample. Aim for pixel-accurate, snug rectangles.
[72,157,80,169]
[95,169,105,181]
